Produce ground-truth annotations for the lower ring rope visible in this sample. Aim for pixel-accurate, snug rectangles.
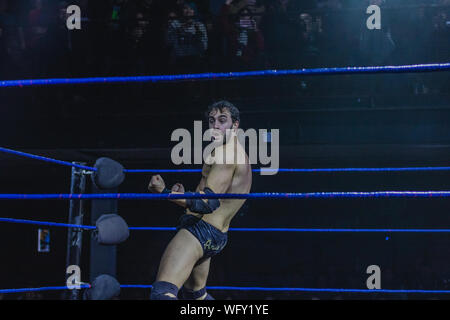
[0,285,90,294]
[1,285,449,294]
[1,217,449,233]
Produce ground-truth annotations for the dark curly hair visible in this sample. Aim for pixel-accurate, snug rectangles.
[204,100,240,124]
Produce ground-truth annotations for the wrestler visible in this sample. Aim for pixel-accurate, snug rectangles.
[148,100,252,300]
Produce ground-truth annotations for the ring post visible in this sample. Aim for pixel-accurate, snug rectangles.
[89,159,124,285]
[65,162,87,300]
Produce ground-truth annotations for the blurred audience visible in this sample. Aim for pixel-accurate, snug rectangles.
[0,0,448,94]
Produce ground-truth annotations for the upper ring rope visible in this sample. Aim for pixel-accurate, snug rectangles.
[0,217,96,230]
[1,63,449,88]
[0,147,96,171]
[2,147,450,174]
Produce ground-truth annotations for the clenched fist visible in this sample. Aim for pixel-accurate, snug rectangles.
[148,175,166,193]
[171,183,185,193]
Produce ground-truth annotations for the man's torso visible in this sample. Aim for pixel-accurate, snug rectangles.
[186,144,252,232]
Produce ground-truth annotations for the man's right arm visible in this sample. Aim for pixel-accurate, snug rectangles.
[165,185,188,208]
[181,162,235,214]
[166,161,231,214]
[167,173,206,208]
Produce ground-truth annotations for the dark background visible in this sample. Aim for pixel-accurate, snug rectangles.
[0,0,449,299]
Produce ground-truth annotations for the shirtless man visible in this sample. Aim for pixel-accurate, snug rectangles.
[148,100,252,300]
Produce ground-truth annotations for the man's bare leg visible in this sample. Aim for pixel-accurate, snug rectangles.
[180,258,213,300]
[151,229,204,300]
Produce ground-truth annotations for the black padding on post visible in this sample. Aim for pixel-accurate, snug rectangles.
[83,274,121,300]
[95,214,129,245]
[92,157,125,189]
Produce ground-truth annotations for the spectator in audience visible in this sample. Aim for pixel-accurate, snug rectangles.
[431,1,450,63]
[27,0,49,48]
[167,0,188,20]
[316,0,355,67]
[129,0,171,74]
[37,1,72,77]
[245,0,266,35]
[26,0,55,77]
[297,12,322,67]
[124,11,151,74]
[428,0,450,93]
[166,1,208,72]
[127,11,150,48]
[359,0,396,66]
[220,0,264,69]
[355,0,396,100]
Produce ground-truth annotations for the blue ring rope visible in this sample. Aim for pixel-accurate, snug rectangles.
[0,217,96,230]
[0,191,450,200]
[2,285,449,294]
[129,227,450,233]
[1,63,449,88]
[0,147,96,171]
[2,217,450,233]
[0,285,90,294]
[124,167,450,173]
[204,287,450,293]
[2,147,450,174]
[121,284,450,293]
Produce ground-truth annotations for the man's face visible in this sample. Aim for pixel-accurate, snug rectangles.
[183,5,195,17]
[239,10,254,29]
[207,108,238,141]
[300,13,313,31]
